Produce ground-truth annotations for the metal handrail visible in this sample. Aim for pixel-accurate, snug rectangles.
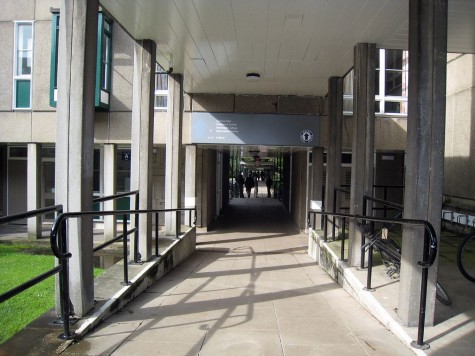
[0,205,71,338]
[307,209,437,349]
[50,206,196,339]
[92,190,139,204]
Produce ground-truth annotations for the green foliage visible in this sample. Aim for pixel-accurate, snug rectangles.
[0,244,55,345]
[0,243,103,345]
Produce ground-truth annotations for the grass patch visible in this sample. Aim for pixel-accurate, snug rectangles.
[0,243,103,345]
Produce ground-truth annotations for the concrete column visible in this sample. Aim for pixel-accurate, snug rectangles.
[325,77,343,237]
[165,74,184,235]
[27,143,42,239]
[398,0,447,326]
[104,144,116,241]
[131,39,156,261]
[184,145,197,226]
[348,43,376,267]
[196,147,204,227]
[55,0,98,317]
[311,147,324,229]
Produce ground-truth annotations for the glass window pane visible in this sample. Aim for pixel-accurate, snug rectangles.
[384,101,407,114]
[385,49,403,70]
[18,24,33,50]
[385,70,403,96]
[17,51,32,75]
[16,80,31,108]
[156,73,168,90]
[155,95,167,109]
[343,98,353,113]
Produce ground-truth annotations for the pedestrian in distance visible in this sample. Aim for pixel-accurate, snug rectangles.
[266,175,273,198]
[245,173,255,198]
[237,172,245,198]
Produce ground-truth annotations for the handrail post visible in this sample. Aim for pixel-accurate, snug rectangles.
[323,212,328,242]
[340,217,346,260]
[121,215,130,285]
[58,220,73,340]
[411,228,431,350]
[134,195,140,263]
[175,210,179,239]
[363,244,375,291]
[155,212,159,256]
[332,189,337,239]
[361,196,368,268]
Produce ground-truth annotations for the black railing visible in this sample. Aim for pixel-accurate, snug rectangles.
[307,209,437,349]
[1,198,196,341]
[0,205,74,340]
[50,206,196,339]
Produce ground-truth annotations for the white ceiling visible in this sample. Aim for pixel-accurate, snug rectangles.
[100,0,475,97]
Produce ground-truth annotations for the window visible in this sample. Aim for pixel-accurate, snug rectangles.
[50,13,59,106]
[376,49,408,115]
[342,49,408,116]
[95,13,113,110]
[50,12,112,110]
[14,22,33,109]
[154,63,168,110]
[343,70,354,115]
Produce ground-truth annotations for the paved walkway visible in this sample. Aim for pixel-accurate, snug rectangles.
[64,198,412,355]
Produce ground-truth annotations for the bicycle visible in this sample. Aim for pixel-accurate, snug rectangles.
[357,219,452,306]
[457,233,475,282]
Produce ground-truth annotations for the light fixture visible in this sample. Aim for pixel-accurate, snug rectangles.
[246,72,261,82]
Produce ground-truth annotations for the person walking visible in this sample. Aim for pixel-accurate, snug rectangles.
[237,172,244,198]
[266,174,273,198]
[254,172,259,197]
[245,173,255,198]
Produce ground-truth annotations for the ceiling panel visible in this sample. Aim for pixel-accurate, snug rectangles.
[101,0,475,97]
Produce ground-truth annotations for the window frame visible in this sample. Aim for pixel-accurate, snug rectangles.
[13,21,34,110]
[154,63,168,111]
[50,12,113,110]
[342,49,409,117]
[49,13,60,107]
[95,12,113,110]
[375,49,408,116]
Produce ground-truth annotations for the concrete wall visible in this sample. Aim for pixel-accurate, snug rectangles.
[444,54,475,208]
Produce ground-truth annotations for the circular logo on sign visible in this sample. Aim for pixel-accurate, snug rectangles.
[300,130,314,143]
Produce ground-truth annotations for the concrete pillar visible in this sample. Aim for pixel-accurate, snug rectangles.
[103,144,116,241]
[398,0,447,326]
[311,147,324,229]
[325,77,343,237]
[196,147,204,227]
[27,143,42,239]
[165,74,184,235]
[131,39,156,261]
[348,43,376,267]
[55,0,98,317]
[184,145,196,226]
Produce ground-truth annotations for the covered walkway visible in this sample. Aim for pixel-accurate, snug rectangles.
[64,198,411,355]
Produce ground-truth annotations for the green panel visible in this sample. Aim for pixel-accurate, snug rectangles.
[116,197,130,222]
[49,13,59,107]
[16,80,31,108]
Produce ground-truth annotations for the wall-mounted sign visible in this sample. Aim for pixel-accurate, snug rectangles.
[191,113,320,147]
[121,151,131,161]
